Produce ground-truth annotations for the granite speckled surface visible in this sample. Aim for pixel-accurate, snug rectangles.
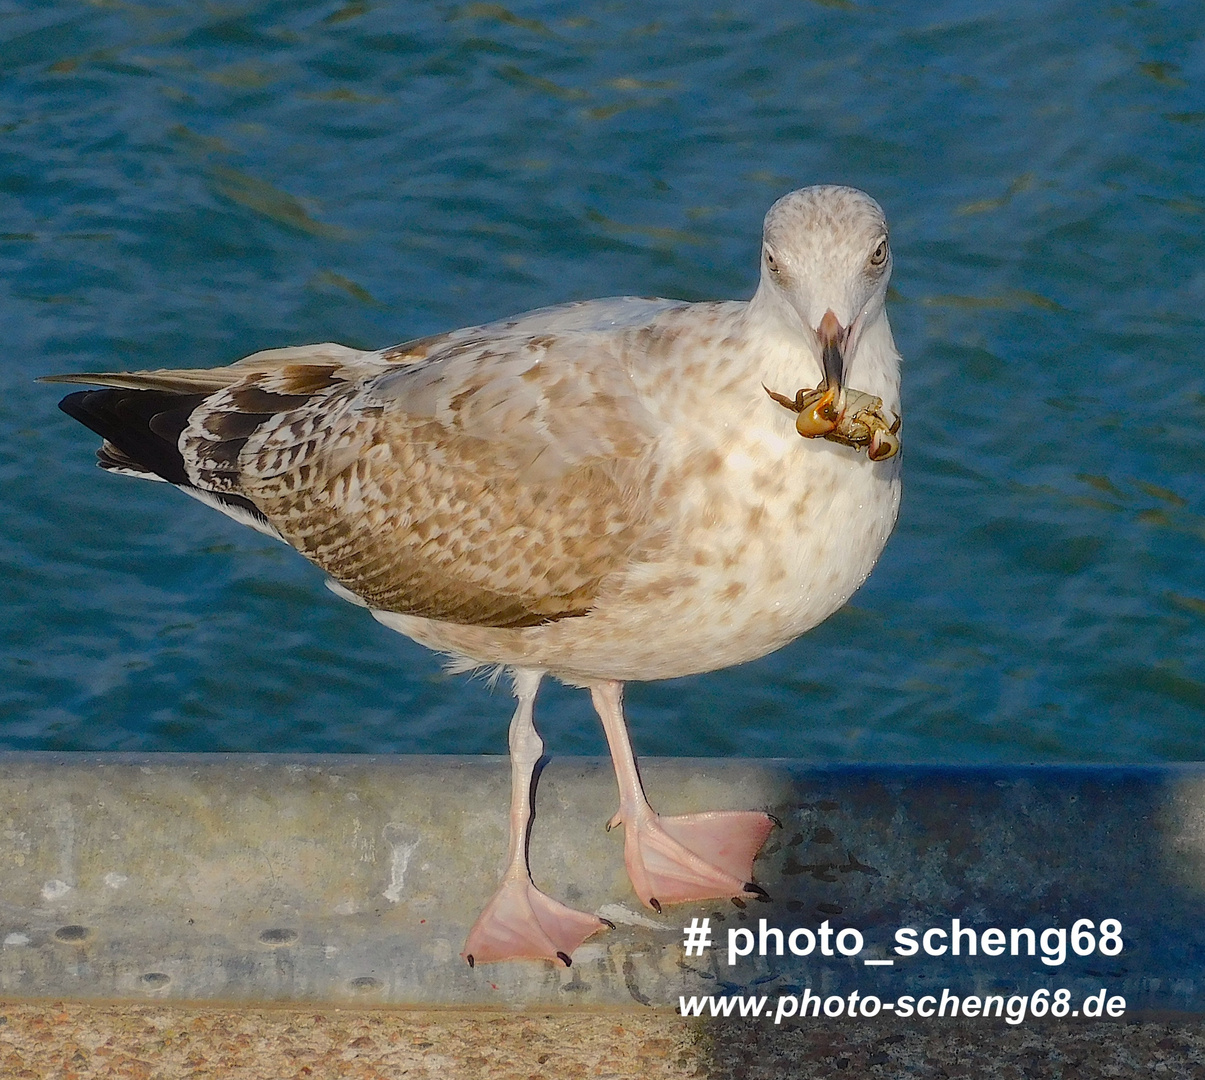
[0,1002,1203,1079]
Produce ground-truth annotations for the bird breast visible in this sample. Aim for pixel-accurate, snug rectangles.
[379,413,900,684]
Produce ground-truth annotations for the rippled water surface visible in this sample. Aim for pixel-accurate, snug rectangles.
[2,0,1204,762]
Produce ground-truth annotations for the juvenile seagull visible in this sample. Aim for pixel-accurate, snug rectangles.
[49,185,902,967]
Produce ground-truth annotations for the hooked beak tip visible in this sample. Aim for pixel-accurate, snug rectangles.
[815,310,847,391]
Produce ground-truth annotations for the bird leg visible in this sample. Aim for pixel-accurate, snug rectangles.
[462,668,609,967]
[589,679,773,911]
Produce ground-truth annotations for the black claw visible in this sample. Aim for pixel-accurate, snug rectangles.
[768,814,784,828]
[649,897,662,914]
[744,881,770,899]
[557,951,572,967]
[731,896,747,909]
[605,821,612,832]
[466,954,474,968]
[600,918,616,930]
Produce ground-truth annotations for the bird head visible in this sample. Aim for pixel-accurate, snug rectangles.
[754,185,894,398]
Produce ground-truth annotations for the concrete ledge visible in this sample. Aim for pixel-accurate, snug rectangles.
[0,754,1202,1012]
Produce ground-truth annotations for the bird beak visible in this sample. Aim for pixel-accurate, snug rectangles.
[815,310,846,392]
[786,310,851,439]
[794,309,847,430]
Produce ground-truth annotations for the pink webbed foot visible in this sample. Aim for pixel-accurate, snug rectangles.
[611,807,775,910]
[461,873,610,968]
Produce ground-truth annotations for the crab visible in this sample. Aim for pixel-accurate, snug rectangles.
[764,382,901,462]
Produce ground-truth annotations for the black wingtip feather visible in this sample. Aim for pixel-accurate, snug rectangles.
[59,388,206,486]
[59,387,275,532]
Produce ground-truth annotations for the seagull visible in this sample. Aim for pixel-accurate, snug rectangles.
[47,185,902,967]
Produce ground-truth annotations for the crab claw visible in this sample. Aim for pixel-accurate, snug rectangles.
[868,426,900,461]
[795,385,841,437]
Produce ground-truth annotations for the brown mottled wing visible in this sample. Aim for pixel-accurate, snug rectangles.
[180,328,665,628]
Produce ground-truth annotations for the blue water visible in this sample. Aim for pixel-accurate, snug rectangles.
[2,1,1204,763]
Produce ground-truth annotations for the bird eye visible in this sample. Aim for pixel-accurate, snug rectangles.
[869,239,889,267]
[764,249,780,274]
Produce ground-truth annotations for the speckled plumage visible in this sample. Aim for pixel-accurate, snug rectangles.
[53,186,904,964]
[56,189,900,681]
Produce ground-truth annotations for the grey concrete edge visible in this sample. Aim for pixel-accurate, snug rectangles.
[0,754,1202,1013]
